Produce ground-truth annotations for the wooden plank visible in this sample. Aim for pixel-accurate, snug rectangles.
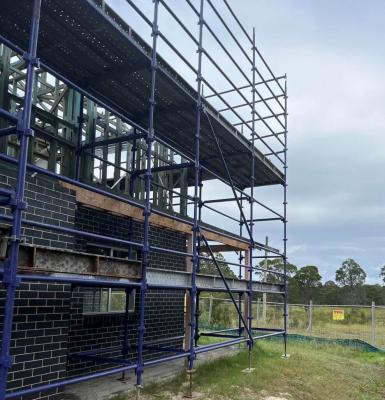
[61,182,249,250]
[200,244,239,253]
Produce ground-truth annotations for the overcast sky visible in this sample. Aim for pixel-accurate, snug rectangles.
[251,0,385,284]
[107,0,385,284]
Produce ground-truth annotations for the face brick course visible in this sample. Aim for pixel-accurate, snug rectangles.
[0,165,76,250]
[0,282,70,400]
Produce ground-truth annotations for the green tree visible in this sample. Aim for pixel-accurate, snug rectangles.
[380,265,385,285]
[258,258,297,283]
[292,265,322,302]
[199,252,236,279]
[319,280,341,304]
[335,258,366,287]
[293,265,322,288]
[365,284,385,304]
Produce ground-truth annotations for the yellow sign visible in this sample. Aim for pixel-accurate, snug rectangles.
[333,309,344,321]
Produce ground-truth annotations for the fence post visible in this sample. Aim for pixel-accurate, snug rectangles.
[308,300,313,336]
[208,294,213,325]
[371,301,376,345]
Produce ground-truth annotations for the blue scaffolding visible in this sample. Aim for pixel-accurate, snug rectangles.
[0,0,288,397]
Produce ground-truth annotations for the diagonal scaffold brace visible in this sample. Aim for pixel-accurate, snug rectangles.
[200,233,254,347]
[203,110,254,247]
[203,105,256,371]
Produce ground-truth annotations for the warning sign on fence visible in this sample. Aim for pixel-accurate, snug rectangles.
[333,309,345,321]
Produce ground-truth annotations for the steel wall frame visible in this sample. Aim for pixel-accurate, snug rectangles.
[0,0,288,397]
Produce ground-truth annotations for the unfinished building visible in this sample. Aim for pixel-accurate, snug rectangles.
[0,0,288,398]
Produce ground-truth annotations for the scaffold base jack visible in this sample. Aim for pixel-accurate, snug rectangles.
[183,369,196,399]
[241,349,255,373]
[241,367,255,374]
[135,384,143,399]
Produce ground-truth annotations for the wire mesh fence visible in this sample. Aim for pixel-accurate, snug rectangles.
[200,296,385,349]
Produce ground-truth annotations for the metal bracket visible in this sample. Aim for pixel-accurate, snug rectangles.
[22,52,40,68]
[142,207,152,218]
[10,197,27,211]
[16,116,34,138]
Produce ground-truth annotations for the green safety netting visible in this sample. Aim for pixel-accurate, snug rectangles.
[200,324,384,352]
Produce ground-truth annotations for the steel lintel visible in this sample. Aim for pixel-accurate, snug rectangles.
[147,267,284,294]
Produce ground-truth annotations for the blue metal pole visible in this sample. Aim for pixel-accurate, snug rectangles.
[188,0,204,375]
[121,287,131,380]
[5,364,138,399]
[5,347,198,399]
[0,107,17,124]
[129,130,137,197]
[194,290,200,347]
[194,170,203,347]
[246,27,257,369]
[128,132,137,260]
[0,127,16,138]
[0,1,41,398]
[123,287,131,356]
[195,337,247,354]
[75,94,84,180]
[0,273,142,289]
[238,198,243,337]
[283,78,289,357]
[135,0,159,390]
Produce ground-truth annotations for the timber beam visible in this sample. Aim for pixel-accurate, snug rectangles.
[61,182,250,251]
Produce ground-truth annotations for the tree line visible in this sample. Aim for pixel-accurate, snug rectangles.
[258,258,385,305]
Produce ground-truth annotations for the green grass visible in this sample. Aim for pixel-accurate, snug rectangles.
[120,340,385,400]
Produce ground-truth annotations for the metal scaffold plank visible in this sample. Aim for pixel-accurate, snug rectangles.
[0,0,283,189]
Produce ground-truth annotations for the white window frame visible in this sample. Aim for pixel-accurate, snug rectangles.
[82,288,136,315]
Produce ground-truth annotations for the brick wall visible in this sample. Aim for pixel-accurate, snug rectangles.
[75,205,186,272]
[0,163,76,250]
[68,206,186,376]
[67,287,185,377]
[0,282,186,397]
[67,287,138,376]
[0,282,70,400]
[0,164,187,398]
